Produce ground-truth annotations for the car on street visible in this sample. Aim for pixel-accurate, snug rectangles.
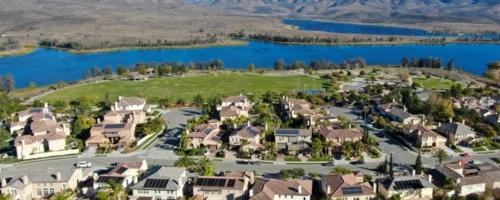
[350,160,365,165]
[470,160,482,165]
[76,161,92,168]
[237,160,249,165]
[462,153,471,157]
[250,161,261,165]
[322,161,335,166]
[82,147,89,152]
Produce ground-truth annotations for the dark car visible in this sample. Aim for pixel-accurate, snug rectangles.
[237,160,249,165]
[322,161,335,166]
[351,160,366,165]
[250,161,261,165]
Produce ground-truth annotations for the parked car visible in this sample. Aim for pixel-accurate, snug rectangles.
[322,161,335,166]
[462,153,471,157]
[76,161,92,168]
[470,160,482,165]
[204,150,209,155]
[237,160,249,165]
[116,146,124,151]
[351,160,365,165]
[82,147,89,152]
[250,161,261,165]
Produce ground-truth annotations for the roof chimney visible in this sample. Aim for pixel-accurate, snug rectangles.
[403,105,407,112]
[186,129,189,135]
[392,98,395,103]
[428,175,432,183]
[233,123,237,129]
[458,160,462,166]
[326,185,331,194]
[22,175,29,185]
[178,177,183,186]
[114,102,118,110]
[449,118,452,123]
[457,178,461,185]
[373,182,377,193]
[247,121,251,127]
[326,110,329,115]
[282,96,285,100]
[119,96,123,101]
[412,169,415,176]
[348,124,352,129]
[462,119,465,124]
[56,172,61,180]
[249,189,254,197]
[265,123,268,132]
[21,139,25,146]
[298,185,302,194]
[1,178,6,186]
[438,122,441,127]
[97,118,101,124]
[44,102,48,110]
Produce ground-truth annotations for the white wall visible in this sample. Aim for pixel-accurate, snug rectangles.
[460,184,485,196]
[132,189,180,199]
[21,149,79,160]
[273,194,310,200]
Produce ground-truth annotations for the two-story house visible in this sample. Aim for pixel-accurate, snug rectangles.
[318,126,363,150]
[187,121,221,150]
[279,97,314,121]
[85,121,136,147]
[130,166,189,200]
[111,96,151,113]
[93,160,148,194]
[437,119,476,146]
[217,94,251,121]
[274,129,312,153]
[249,178,312,200]
[104,110,146,124]
[229,122,266,152]
[377,174,434,200]
[0,167,91,200]
[192,175,249,200]
[307,112,338,127]
[320,174,376,200]
[377,103,422,125]
[403,123,446,148]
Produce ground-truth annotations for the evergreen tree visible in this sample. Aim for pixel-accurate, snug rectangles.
[389,153,394,175]
[82,69,91,79]
[116,64,126,75]
[248,63,256,72]
[415,151,424,175]
[447,59,454,71]
[383,155,388,174]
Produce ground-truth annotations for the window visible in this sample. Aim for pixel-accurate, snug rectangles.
[43,188,49,195]
[62,184,66,189]
[50,188,55,194]
[155,197,161,200]
[37,189,42,196]
[285,195,287,198]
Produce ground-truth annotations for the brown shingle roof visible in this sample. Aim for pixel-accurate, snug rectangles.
[251,179,312,200]
[322,174,375,198]
[188,124,219,138]
[194,176,246,190]
[319,127,362,139]
[231,125,262,138]
[221,95,246,104]
[14,132,66,146]
[460,176,484,186]
[404,124,444,139]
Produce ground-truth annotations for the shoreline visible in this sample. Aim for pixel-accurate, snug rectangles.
[0,45,38,57]
[244,39,500,47]
[44,40,249,54]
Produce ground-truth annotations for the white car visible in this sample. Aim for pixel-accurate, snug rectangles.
[76,161,92,168]
[471,160,482,165]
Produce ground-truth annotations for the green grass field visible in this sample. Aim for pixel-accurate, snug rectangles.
[39,73,327,103]
[412,77,456,90]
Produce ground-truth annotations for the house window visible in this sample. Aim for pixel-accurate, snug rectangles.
[37,189,42,196]
[155,197,161,200]
[50,188,55,194]
[62,184,66,189]
[43,188,49,195]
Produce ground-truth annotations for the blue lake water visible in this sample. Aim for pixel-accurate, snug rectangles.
[1,41,499,88]
[283,19,500,39]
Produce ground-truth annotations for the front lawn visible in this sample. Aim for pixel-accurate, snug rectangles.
[39,73,327,103]
[412,77,456,90]
[284,157,302,162]
[473,146,487,152]
[487,145,500,150]
[308,157,332,162]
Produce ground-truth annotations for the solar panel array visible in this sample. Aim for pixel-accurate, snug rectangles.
[96,176,125,183]
[204,129,213,135]
[342,186,363,195]
[276,129,300,135]
[144,179,170,189]
[211,136,221,142]
[115,167,128,174]
[44,114,52,119]
[393,180,424,190]
[94,124,103,127]
[246,127,259,136]
[195,178,228,187]
[29,108,43,113]
[105,124,126,129]
[227,179,236,187]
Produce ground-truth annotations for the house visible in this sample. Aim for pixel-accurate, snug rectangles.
[433,161,498,197]
[225,171,255,185]
[11,103,72,160]
[94,160,148,193]
[145,68,155,77]
[377,174,434,200]
[321,174,376,200]
[192,175,250,200]
[377,103,422,125]
[318,126,363,148]
[229,122,266,152]
[249,178,312,200]
[130,166,189,200]
[130,72,149,81]
[217,94,251,121]
[86,122,136,147]
[280,96,314,120]
[104,110,146,124]
[403,124,446,148]
[0,167,91,200]
[479,97,498,107]
[307,112,338,127]
[111,96,151,113]
[187,121,221,150]
[437,119,476,146]
[274,129,312,152]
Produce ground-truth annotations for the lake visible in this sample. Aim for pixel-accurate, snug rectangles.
[1,41,499,88]
[283,19,500,39]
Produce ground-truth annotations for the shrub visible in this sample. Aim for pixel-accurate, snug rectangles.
[215,151,225,158]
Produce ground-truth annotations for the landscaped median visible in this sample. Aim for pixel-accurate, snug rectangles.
[122,125,166,153]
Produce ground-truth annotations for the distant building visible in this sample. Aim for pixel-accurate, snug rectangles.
[86,122,136,147]
[93,160,148,195]
[217,94,251,121]
[192,175,250,200]
[377,174,434,200]
[130,166,189,200]
[111,96,151,113]
[437,119,476,146]
[249,178,312,200]
[403,124,446,148]
[186,121,222,150]
[320,173,376,200]
[274,128,312,153]
[279,96,314,121]
[229,122,266,152]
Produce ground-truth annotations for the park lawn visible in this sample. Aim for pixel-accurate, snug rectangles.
[412,77,456,90]
[39,73,327,103]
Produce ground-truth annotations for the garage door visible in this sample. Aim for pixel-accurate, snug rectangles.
[86,143,99,147]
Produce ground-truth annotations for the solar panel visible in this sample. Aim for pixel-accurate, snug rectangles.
[44,114,52,119]
[207,179,215,186]
[211,136,221,142]
[217,179,226,187]
[227,179,236,187]
[246,127,259,136]
[342,186,363,195]
[94,124,103,127]
[29,108,43,113]
[115,167,127,174]
[276,129,300,135]
[195,178,204,186]
[96,176,125,183]
[104,124,126,129]
[204,129,213,135]
[393,180,423,190]
[144,179,170,188]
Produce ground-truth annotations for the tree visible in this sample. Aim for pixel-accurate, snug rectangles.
[104,180,127,200]
[138,65,147,75]
[274,59,286,71]
[197,156,216,176]
[174,155,195,168]
[0,193,11,200]
[447,59,454,71]
[389,153,393,175]
[329,166,353,175]
[415,151,424,175]
[32,99,44,107]
[193,94,204,106]
[95,190,111,200]
[389,194,402,200]
[29,81,37,93]
[311,138,323,157]
[92,66,103,77]
[116,65,126,75]
[83,69,92,79]
[52,100,68,114]
[401,57,409,67]
[50,189,74,200]
[436,149,447,164]
[0,74,15,93]
[103,66,113,75]
[248,63,256,72]
[56,80,66,89]
[401,71,410,83]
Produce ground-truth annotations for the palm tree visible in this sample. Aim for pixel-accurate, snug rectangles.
[179,129,190,150]
[325,140,334,155]
[95,191,111,200]
[342,141,354,157]
[174,155,195,168]
[312,138,324,157]
[50,189,74,200]
[266,142,277,156]
[354,141,365,158]
[0,194,12,200]
[106,180,127,200]
[198,156,215,176]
